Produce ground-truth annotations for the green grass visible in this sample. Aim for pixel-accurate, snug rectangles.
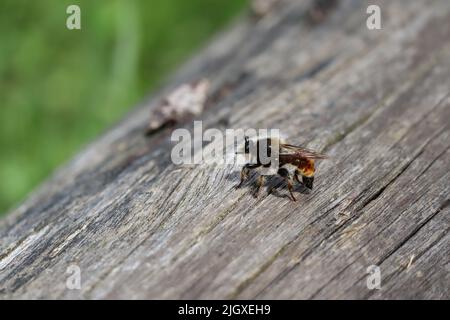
[0,0,248,215]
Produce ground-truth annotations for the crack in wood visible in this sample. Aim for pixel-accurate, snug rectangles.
[82,169,193,298]
[311,189,450,299]
[362,206,448,299]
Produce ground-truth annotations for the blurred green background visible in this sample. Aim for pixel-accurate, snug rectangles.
[0,0,248,215]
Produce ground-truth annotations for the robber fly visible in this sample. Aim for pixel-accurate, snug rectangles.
[236,136,327,201]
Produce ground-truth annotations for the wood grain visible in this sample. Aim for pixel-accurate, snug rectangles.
[0,0,449,299]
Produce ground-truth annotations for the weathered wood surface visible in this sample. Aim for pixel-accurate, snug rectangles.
[1,0,449,299]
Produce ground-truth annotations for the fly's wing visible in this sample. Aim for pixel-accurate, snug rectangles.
[280,143,328,159]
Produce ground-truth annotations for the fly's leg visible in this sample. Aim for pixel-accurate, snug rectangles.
[254,175,266,198]
[235,163,260,188]
[295,169,314,193]
[302,175,314,190]
[294,169,302,184]
[236,164,249,188]
[278,168,296,201]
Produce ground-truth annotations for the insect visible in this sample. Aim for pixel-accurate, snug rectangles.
[236,136,327,201]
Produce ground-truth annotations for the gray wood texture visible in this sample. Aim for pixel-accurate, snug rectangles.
[0,0,449,299]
